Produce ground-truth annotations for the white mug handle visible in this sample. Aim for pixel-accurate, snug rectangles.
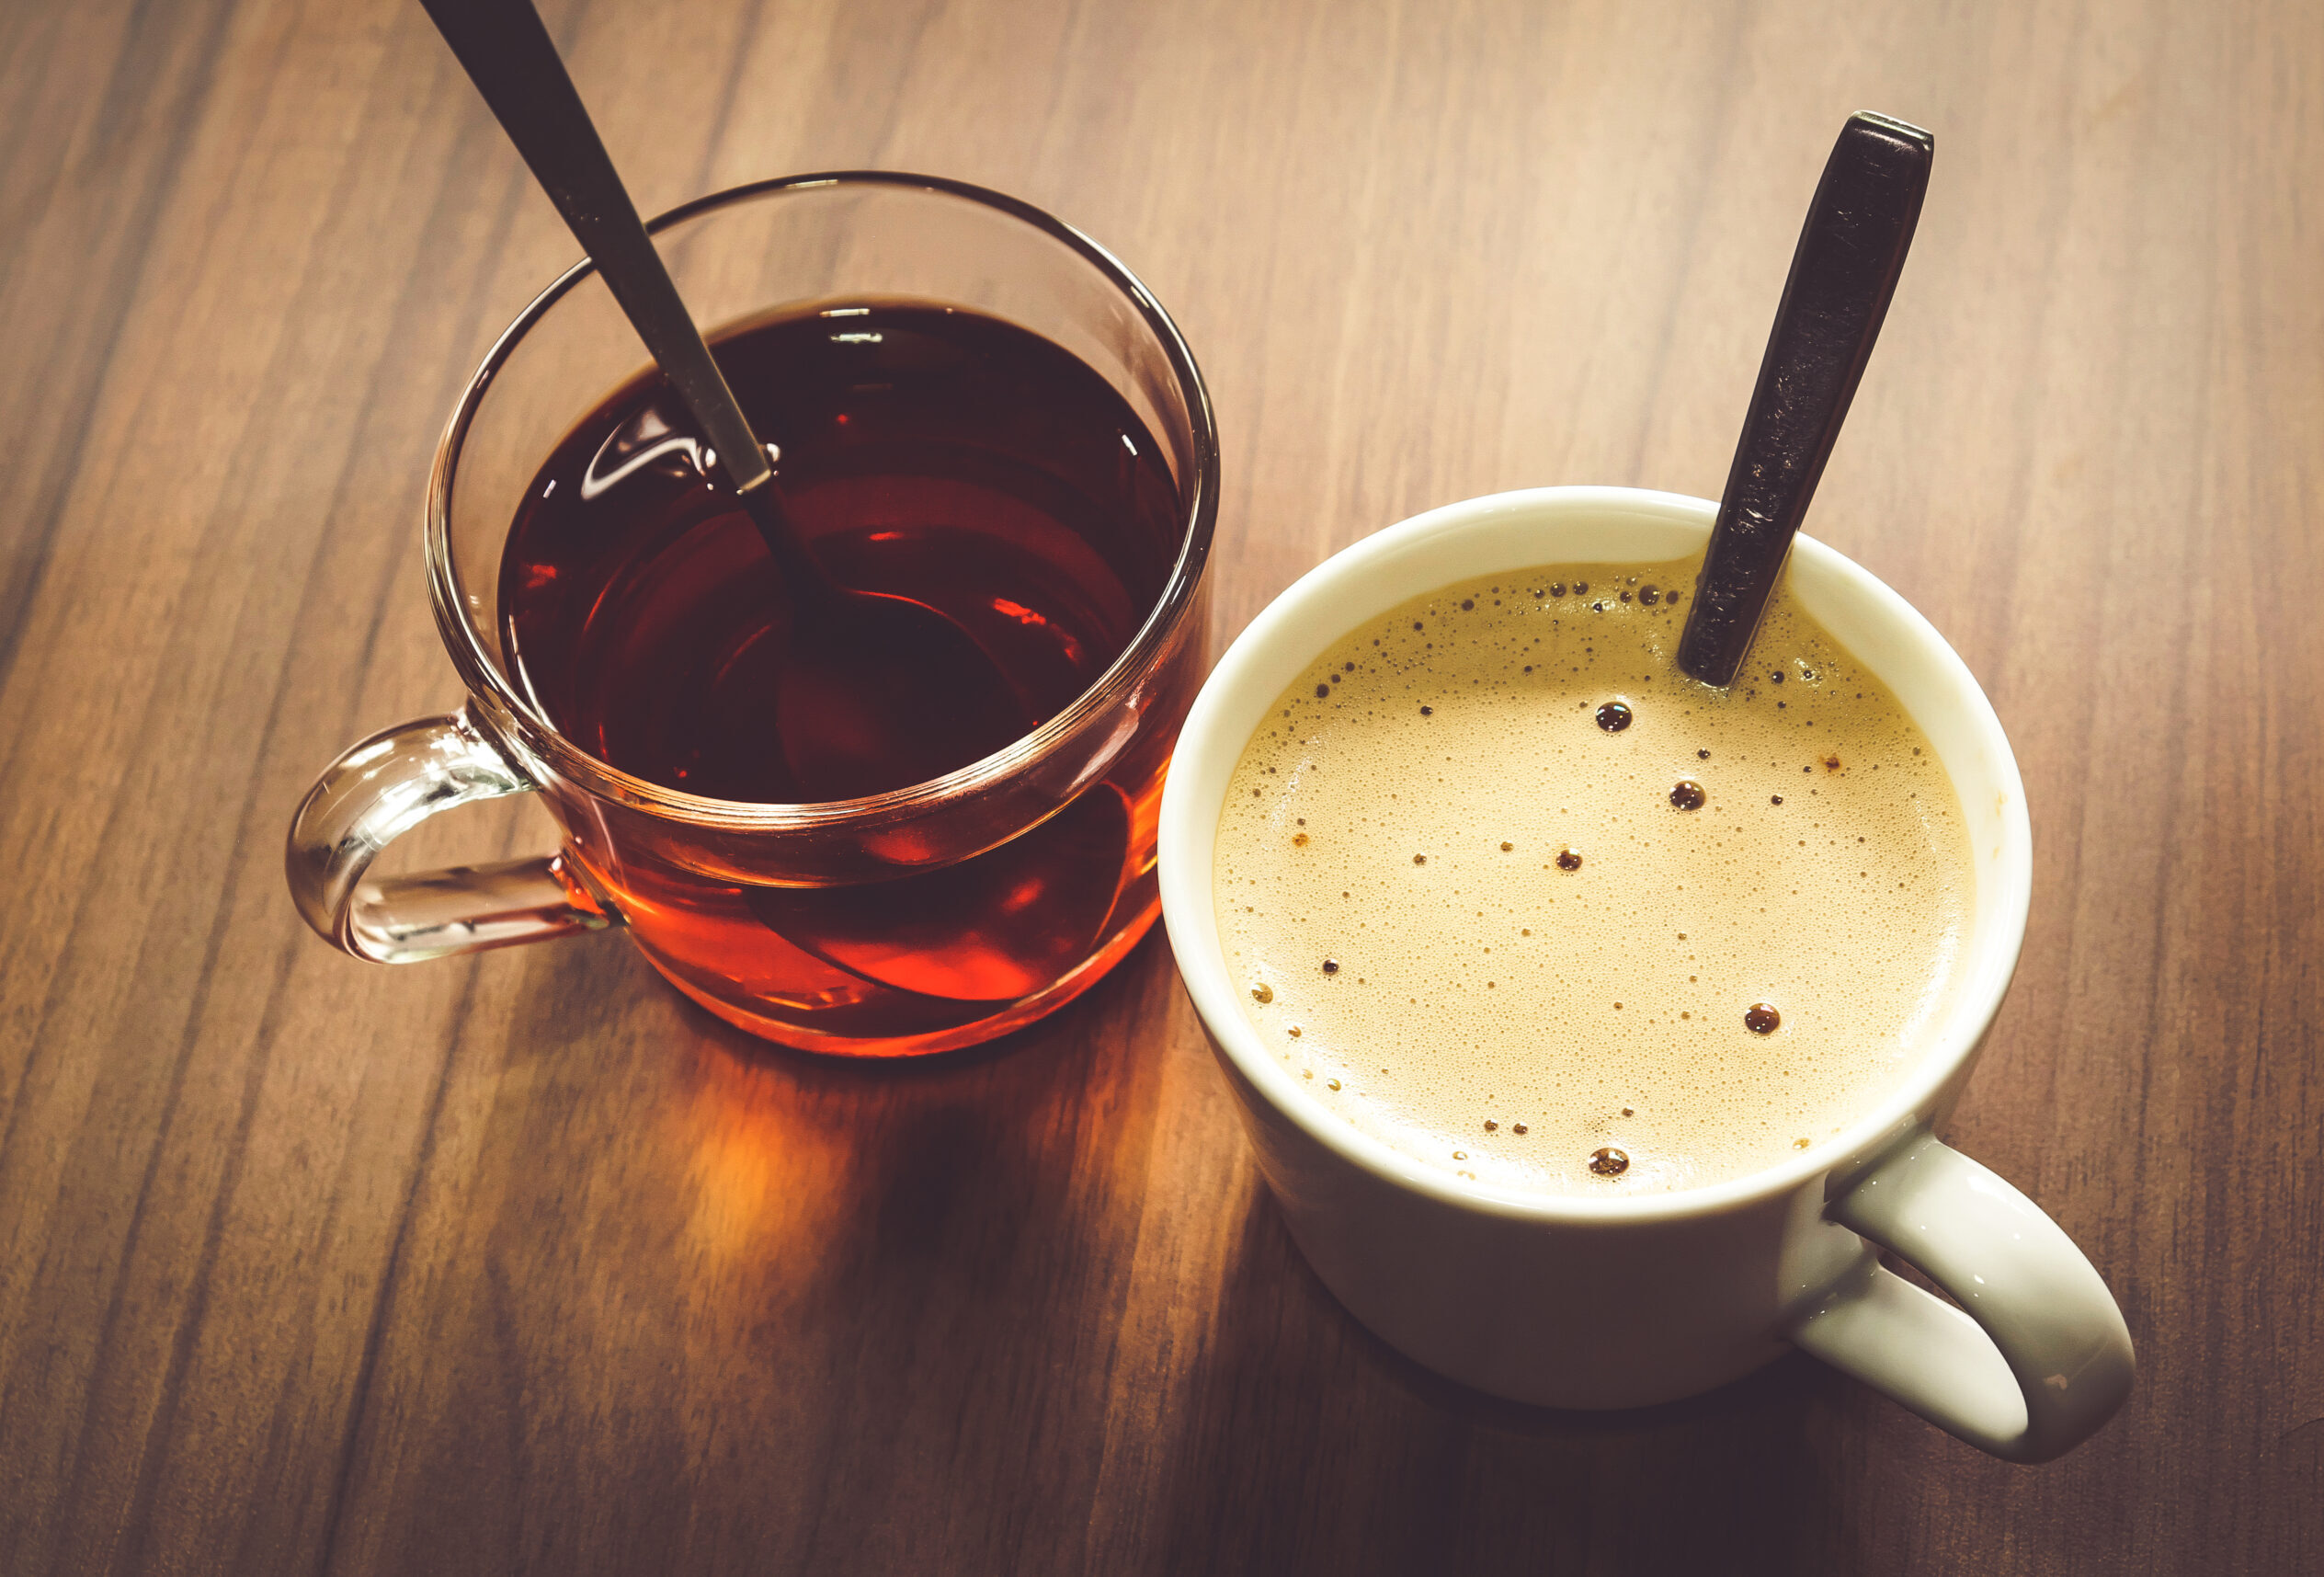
[1787,1129,2135,1462]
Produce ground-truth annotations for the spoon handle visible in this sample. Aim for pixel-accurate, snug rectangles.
[416,0,773,502]
[1676,111,1934,687]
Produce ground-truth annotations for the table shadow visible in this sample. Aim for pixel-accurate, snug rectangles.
[666,938,1852,1574]
[1140,1183,1852,1576]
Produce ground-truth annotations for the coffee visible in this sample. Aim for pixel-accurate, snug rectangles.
[1213,557,1973,1194]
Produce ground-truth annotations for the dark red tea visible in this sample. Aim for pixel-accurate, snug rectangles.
[497,301,1195,1051]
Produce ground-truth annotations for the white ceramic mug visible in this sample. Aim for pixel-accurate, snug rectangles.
[1157,486,2134,1462]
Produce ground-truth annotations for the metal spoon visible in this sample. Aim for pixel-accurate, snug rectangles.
[417,0,1027,801]
[1676,111,1935,686]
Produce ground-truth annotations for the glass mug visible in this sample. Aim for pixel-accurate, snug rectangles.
[286,174,1217,1057]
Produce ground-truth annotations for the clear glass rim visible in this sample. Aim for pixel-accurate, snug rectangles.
[426,170,1220,829]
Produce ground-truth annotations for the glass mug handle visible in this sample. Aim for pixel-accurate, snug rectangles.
[1787,1129,2136,1462]
[286,703,614,963]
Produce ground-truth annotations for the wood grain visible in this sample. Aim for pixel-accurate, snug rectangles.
[2,0,2318,1571]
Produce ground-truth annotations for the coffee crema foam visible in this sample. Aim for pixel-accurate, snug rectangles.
[1213,558,1973,1195]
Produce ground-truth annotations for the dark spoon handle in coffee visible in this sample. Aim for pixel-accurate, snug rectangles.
[414,0,827,594]
[1675,111,1935,687]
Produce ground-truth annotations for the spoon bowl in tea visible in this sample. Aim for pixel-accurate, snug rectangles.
[418,0,1026,799]
[725,467,1030,800]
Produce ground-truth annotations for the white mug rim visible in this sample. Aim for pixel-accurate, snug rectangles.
[1157,486,2033,1227]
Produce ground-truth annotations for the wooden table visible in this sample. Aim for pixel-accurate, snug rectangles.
[4,0,2318,1570]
